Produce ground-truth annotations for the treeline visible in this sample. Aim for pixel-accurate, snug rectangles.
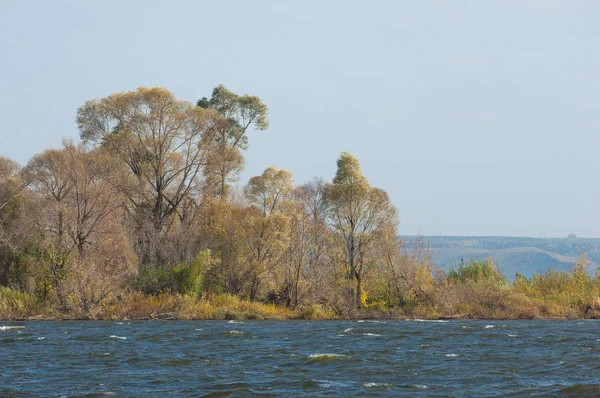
[1,85,599,320]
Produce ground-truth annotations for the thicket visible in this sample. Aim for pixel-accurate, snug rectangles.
[1,85,599,320]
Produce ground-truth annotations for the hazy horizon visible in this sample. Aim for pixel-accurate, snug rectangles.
[1,1,598,238]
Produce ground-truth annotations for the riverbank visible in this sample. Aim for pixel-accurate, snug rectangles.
[2,288,600,321]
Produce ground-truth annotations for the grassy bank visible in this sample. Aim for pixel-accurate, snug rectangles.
[2,280,600,321]
[0,289,335,321]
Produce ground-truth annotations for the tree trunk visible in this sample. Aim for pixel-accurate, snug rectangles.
[356,276,362,310]
[348,237,355,281]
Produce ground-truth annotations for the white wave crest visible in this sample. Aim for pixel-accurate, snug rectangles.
[109,335,127,340]
[413,319,449,323]
[308,353,345,359]
[363,333,381,337]
[363,382,390,387]
[37,337,45,340]
[484,325,495,329]
[228,320,244,324]
[0,326,25,331]
[445,354,459,357]
[228,330,244,335]
[508,334,518,337]
[343,328,353,333]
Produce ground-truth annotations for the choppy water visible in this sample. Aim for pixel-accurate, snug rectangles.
[1,320,600,396]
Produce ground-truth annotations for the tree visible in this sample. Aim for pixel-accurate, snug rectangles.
[245,167,293,217]
[77,87,228,264]
[60,141,124,254]
[198,85,269,199]
[280,178,329,307]
[325,153,398,310]
[0,156,30,212]
[241,167,293,301]
[0,157,39,290]
[26,146,76,304]
[77,87,227,229]
[26,147,74,259]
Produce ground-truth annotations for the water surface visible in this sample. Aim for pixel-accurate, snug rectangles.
[1,320,599,396]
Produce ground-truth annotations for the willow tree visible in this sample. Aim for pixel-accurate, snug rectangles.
[77,87,229,264]
[197,85,269,199]
[325,153,398,310]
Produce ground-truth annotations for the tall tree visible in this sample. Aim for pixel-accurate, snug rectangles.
[198,85,269,199]
[325,153,398,309]
[77,87,228,264]
[77,87,226,231]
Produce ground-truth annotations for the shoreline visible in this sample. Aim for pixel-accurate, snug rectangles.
[2,315,598,322]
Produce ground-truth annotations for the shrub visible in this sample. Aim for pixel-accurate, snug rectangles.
[449,258,507,286]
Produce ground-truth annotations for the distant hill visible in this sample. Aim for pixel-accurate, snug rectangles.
[402,236,600,279]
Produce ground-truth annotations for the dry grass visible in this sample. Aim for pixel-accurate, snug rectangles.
[0,287,48,319]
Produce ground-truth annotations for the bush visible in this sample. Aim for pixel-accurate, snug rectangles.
[135,250,217,295]
[0,287,44,319]
[449,258,507,285]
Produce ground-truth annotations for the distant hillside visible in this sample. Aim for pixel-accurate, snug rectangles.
[402,236,600,279]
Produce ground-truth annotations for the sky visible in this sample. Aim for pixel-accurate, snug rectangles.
[1,0,599,237]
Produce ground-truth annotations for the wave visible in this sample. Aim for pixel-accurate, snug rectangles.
[363,382,390,388]
[109,335,127,340]
[307,353,346,363]
[227,320,244,324]
[89,352,112,357]
[445,354,459,357]
[508,334,518,337]
[227,330,244,335]
[484,325,496,329]
[342,328,353,333]
[309,353,345,358]
[412,319,449,323]
[0,326,25,331]
[313,379,351,388]
[363,333,381,337]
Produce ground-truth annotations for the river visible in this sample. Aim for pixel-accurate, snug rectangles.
[1,320,599,396]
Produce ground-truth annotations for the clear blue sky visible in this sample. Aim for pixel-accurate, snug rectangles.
[1,1,598,237]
